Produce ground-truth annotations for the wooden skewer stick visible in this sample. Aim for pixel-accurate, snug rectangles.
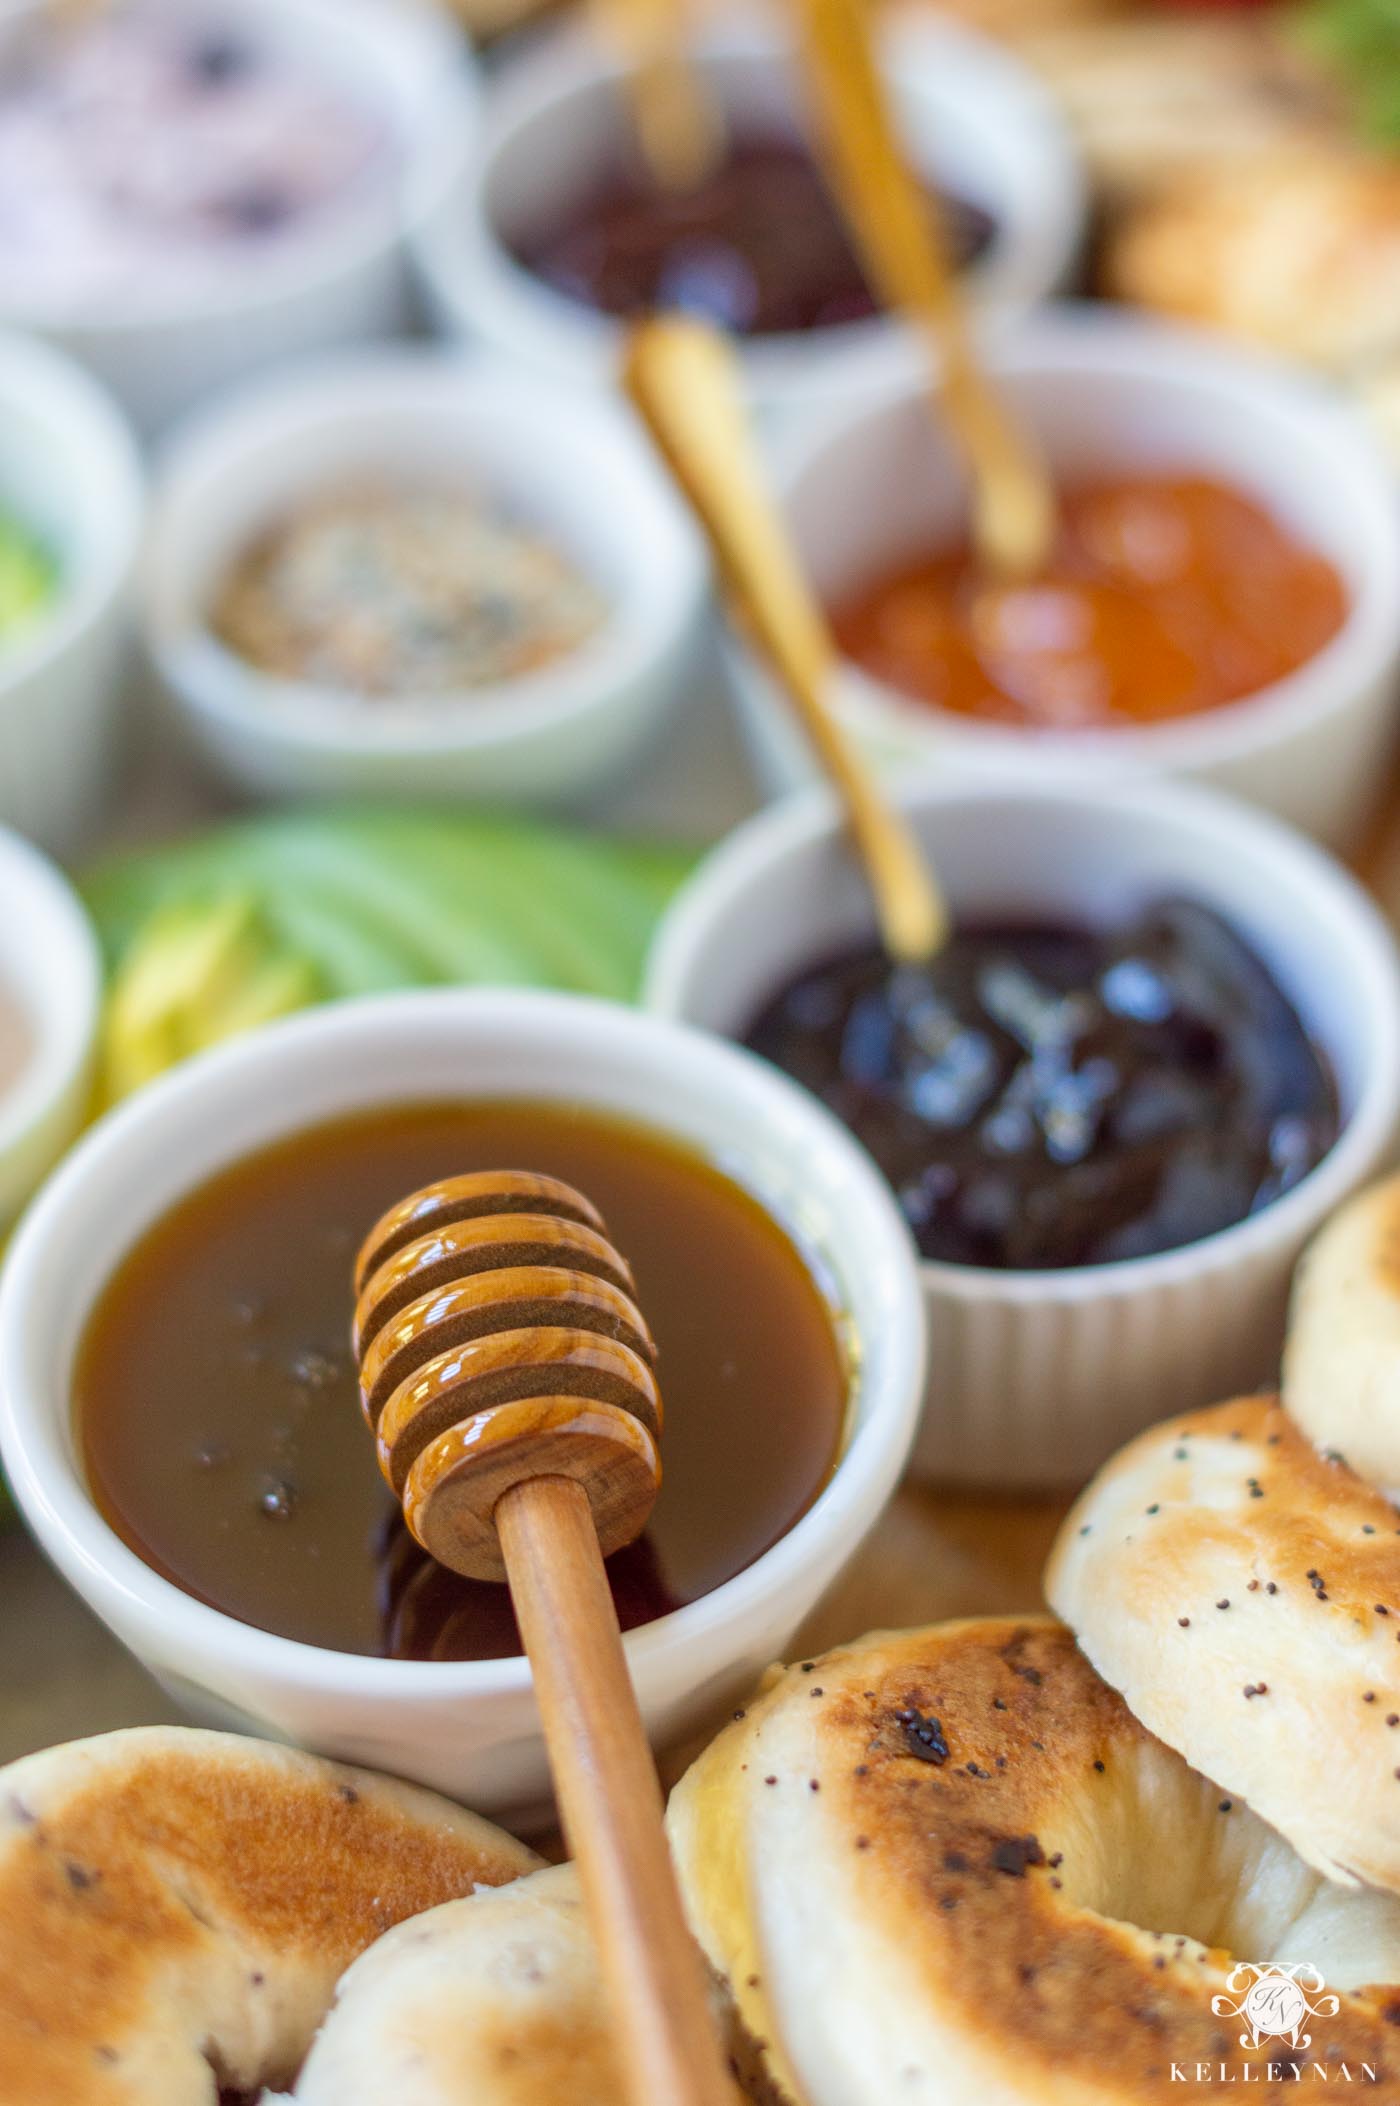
[625,315,948,965]
[352,1171,738,2106]
[794,0,1055,582]
[591,0,723,196]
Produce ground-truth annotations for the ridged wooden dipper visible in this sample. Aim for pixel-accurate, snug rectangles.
[353,1169,736,2106]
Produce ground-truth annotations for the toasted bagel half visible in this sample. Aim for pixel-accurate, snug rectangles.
[298,1863,752,2104]
[670,1616,1400,2104]
[297,1865,623,2104]
[1049,1396,1400,1892]
[0,1726,538,2103]
[1286,1173,1400,1493]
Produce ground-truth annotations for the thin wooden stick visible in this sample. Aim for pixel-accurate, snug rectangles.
[795,0,1055,582]
[497,1475,738,2106]
[625,316,948,965]
[591,0,723,195]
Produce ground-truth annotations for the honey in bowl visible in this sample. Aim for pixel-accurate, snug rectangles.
[832,475,1348,731]
[76,1102,848,1659]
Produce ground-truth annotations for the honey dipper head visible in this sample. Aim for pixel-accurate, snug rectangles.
[353,1172,663,1584]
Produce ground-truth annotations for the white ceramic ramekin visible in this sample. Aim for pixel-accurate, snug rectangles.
[0,989,925,1823]
[413,13,1083,420]
[729,308,1400,850]
[142,348,709,808]
[0,826,100,1226]
[646,773,1400,1490]
[0,0,478,435]
[0,331,144,854]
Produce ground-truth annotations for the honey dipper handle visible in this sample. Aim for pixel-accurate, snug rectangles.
[496,1475,737,2106]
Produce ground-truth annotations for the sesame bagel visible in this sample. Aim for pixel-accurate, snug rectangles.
[1048,1396,1400,1893]
[1285,1172,1400,1493]
[668,1616,1400,2106]
[0,1726,539,2104]
[296,1866,627,2106]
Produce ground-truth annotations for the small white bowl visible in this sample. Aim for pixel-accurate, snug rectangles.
[142,348,709,807]
[646,773,1400,1490]
[0,988,925,1822]
[0,825,100,1226]
[414,13,1083,420]
[0,0,478,435]
[0,330,144,854]
[730,308,1400,849]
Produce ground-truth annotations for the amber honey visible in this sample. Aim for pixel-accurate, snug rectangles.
[76,1101,848,1659]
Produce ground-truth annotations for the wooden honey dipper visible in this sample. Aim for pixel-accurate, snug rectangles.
[352,1169,737,2106]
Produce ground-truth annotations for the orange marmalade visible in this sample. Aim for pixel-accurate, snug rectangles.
[831,475,1347,731]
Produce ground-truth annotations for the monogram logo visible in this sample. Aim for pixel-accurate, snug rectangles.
[1210,1962,1340,2051]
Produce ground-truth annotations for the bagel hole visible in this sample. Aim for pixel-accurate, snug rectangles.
[205,2028,298,2106]
[215,2074,298,2105]
[211,2066,289,2106]
[1054,1743,1400,1988]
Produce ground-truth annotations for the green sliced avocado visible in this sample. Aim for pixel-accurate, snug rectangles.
[0,518,56,642]
[81,808,699,1107]
[97,894,322,1107]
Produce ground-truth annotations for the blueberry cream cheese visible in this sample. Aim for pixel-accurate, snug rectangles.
[742,900,1339,1271]
[0,1,396,312]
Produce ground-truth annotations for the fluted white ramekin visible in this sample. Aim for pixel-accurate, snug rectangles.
[646,773,1400,1489]
[729,308,1400,849]
[0,331,143,854]
[0,989,924,1824]
[414,12,1083,421]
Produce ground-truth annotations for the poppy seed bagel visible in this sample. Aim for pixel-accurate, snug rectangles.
[668,1616,1400,2104]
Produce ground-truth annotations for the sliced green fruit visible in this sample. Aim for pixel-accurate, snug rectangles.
[97,894,321,1107]
[82,808,699,1105]
[0,517,57,642]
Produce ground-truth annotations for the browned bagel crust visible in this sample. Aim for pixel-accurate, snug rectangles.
[0,1727,539,2103]
[670,1617,1400,2105]
[1285,1172,1400,1490]
[1048,1396,1400,1892]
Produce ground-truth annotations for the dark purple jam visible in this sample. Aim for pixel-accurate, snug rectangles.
[510,133,996,336]
[742,900,1339,1271]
